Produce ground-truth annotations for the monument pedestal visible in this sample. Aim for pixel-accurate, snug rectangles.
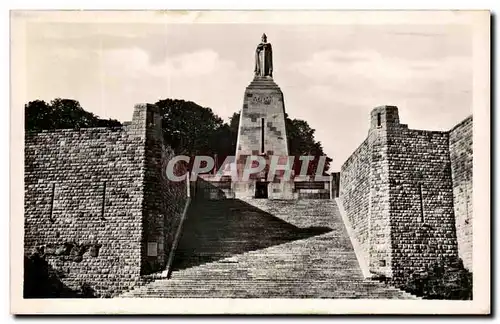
[232,76,294,200]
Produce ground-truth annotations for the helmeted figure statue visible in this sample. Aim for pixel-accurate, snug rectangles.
[254,33,273,78]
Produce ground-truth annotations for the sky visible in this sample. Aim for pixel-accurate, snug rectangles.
[21,13,473,170]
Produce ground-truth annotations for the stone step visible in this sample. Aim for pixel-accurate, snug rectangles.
[119,198,416,299]
[246,77,281,89]
[120,279,415,299]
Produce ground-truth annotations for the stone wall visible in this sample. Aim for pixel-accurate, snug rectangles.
[367,107,393,276]
[194,175,233,200]
[340,105,466,284]
[141,104,188,275]
[24,104,187,297]
[294,180,330,199]
[449,116,473,271]
[340,139,370,268]
[387,125,458,283]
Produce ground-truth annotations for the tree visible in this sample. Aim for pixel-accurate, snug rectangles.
[155,99,242,172]
[155,99,225,157]
[25,98,121,132]
[228,112,241,134]
[286,115,332,175]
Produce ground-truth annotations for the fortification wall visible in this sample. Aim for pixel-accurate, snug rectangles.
[449,116,473,271]
[141,105,187,274]
[339,139,370,268]
[140,105,188,275]
[24,104,187,297]
[367,110,392,277]
[339,105,466,284]
[24,126,146,297]
[387,126,458,283]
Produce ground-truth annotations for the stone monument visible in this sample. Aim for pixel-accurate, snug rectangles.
[232,34,294,200]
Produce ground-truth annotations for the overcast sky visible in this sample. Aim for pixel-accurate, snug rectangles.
[22,14,473,170]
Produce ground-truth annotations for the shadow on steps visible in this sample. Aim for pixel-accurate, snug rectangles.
[171,199,332,272]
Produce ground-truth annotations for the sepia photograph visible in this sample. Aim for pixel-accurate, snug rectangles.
[10,9,490,314]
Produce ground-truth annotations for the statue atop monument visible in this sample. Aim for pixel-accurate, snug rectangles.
[254,33,273,78]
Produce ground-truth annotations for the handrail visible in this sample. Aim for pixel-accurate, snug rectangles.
[163,197,191,279]
[163,174,192,279]
[335,197,372,279]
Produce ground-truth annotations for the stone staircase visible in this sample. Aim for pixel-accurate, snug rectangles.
[246,76,281,90]
[120,199,416,299]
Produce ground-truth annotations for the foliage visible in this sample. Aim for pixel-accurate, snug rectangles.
[286,114,332,175]
[401,256,473,300]
[24,252,97,298]
[25,98,121,132]
[155,99,230,156]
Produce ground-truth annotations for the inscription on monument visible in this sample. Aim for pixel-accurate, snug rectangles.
[251,95,273,105]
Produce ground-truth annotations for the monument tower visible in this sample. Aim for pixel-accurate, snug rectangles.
[233,34,294,199]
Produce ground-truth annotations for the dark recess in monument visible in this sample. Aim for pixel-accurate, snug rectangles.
[255,181,269,198]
